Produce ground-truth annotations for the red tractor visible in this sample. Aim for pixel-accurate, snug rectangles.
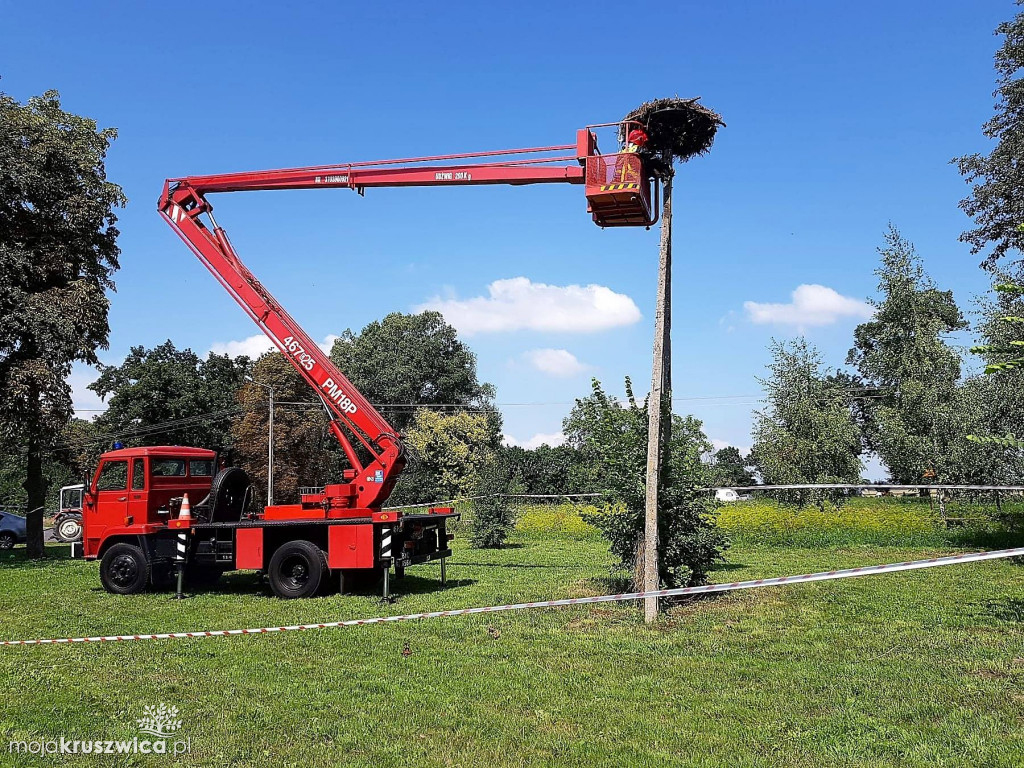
[82,122,654,599]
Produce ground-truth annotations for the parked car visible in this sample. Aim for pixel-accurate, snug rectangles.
[0,511,27,549]
[714,488,752,503]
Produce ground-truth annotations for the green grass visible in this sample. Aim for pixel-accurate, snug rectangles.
[718,496,1024,549]
[1,503,1023,767]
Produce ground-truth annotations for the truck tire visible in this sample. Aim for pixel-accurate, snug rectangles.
[55,515,83,543]
[100,543,151,595]
[268,540,328,599]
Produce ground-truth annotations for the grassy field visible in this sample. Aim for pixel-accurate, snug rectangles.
[1,502,1023,767]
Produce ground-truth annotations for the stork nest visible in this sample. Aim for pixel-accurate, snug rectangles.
[623,97,724,178]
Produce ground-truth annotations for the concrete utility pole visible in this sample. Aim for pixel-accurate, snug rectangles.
[644,176,672,623]
[248,378,275,506]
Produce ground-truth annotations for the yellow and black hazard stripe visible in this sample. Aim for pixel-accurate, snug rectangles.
[600,183,640,191]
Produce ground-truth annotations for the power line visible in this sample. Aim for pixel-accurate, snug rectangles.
[48,386,893,456]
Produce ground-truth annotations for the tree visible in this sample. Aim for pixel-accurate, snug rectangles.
[563,379,726,588]
[470,453,525,549]
[751,339,862,504]
[398,409,495,504]
[710,446,755,487]
[232,352,336,504]
[330,311,497,434]
[956,2,1024,269]
[90,341,250,453]
[499,443,580,496]
[0,90,124,556]
[968,271,1024,461]
[847,228,970,484]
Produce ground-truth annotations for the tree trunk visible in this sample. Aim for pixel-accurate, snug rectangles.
[643,176,673,623]
[24,429,47,558]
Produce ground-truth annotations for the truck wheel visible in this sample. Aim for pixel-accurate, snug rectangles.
[0,532,15,550]
[100,543,151,595]
[268,540,328,599]
[56,515,83,543]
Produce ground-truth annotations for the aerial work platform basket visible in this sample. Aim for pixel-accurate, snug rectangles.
[579,122,658,228]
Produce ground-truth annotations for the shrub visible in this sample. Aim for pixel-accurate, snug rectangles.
[565,379,728,588]
[470,456,524,548]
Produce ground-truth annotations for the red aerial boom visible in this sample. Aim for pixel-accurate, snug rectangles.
[158,123,656,518]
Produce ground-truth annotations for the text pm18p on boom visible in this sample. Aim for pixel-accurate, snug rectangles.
[80,122,657,598]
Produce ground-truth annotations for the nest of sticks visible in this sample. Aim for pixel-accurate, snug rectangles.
[623,97,724,178]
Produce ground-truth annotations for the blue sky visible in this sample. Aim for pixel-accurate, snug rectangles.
[1,1,1012,475]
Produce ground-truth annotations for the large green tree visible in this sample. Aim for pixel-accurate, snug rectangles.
[710,446,755,487]
[397,408,496,505]
[330,311,497,434]
[967,272,1024,466]
[563,378,726,588]
[956,1,1024,269]
[90,341,250,453]
[499,443,580,496]
[847,228,971,484]
[751,339,862,503]
[0,90,124,556]
[232,352,336,505]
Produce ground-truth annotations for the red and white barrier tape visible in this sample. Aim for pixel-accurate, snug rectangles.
[2,547,1022,646]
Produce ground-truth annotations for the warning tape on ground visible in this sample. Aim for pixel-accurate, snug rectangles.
[2,547,1021,646]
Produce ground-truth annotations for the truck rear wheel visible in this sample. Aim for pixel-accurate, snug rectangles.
[100,543,151,595]
[268,540,328,599]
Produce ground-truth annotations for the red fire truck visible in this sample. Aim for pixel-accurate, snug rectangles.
[82,445,452,598]
[81,122,655,599]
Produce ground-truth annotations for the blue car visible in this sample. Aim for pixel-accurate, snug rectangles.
[0,510,27,549]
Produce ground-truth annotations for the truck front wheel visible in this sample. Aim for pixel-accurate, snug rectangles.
[268,540,328,599]
[100,543,151,595]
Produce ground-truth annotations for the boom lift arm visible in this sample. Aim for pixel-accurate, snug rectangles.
[159,127,655,512]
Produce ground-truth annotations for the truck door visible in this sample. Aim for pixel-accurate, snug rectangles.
[94,459,130,524]
[128,457,148,524]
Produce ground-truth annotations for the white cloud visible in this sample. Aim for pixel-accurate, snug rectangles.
[744,284,873,329]
[711,438,750,455]
[522,348,589,378]
[68,365,106,420]
[318,335,340,353]
[210,334,338,359]
[504,432,566,450]
[415,277,641,336]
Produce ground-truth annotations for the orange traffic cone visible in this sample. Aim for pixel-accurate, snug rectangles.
[179,493,192,521]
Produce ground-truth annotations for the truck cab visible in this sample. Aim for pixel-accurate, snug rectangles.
[82,446,217,560]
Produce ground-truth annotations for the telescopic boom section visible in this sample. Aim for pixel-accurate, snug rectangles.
[157,141,605,511]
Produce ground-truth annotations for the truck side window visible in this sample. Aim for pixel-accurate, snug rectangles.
[131,459,145,490]
[189,460,213,477]
[96,461,128,491]
[151,458,186,477]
